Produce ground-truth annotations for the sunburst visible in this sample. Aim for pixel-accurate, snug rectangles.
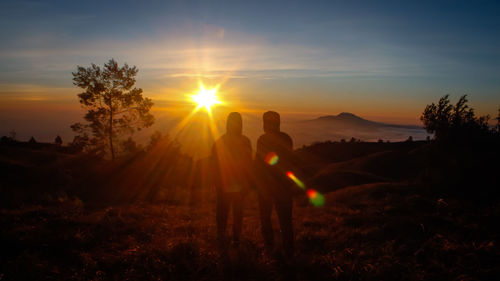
[190,83,221,112]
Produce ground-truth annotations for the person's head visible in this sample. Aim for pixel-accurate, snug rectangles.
[226,112,242,135]
[263,111,280,133]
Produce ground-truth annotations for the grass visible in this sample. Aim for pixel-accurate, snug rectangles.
[1,182,499,281]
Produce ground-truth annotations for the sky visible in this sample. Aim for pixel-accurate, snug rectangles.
[1,0,499,142]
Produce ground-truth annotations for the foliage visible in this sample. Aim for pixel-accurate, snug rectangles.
[0,135,15,144]
[71,59,154,160]
[420,95,494,143]
[147,130,165,150]
[496,107,500,132]
[54,135,63,146]
[419,95,499,197]
[121,137,142,154]
[68,134,90,154]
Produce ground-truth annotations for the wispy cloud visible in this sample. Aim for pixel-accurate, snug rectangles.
[0,23,436,85]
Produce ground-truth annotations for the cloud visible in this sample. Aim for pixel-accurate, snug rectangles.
[0,23,426,84]
[0,84,76,101]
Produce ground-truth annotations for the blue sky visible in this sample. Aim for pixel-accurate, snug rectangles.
[1,0,499,140]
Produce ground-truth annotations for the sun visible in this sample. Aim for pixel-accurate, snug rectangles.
[191,84,221,112]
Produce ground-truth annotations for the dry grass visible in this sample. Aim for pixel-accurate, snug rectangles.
[1,183,499,280]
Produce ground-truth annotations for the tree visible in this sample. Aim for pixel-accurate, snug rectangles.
[68,135,89,154]
[71,59,154,160]
[419,95,500,199]
[496,107,500,133]
[420,95,492,143]
[1,136,11,144]
[54,135,63,146]
[147,130,164,151]
[121,137,141,154]
[420,95,454,141]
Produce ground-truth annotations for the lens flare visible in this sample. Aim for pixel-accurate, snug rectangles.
[286,171,324,207]
[286,171,305,189]
[307,189,325,207]
[265,152,279,165]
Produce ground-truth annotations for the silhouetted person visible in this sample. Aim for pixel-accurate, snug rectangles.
[211,112,252,249]
[255,111,295,258]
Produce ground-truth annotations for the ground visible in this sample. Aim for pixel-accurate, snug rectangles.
[1,182,498,281]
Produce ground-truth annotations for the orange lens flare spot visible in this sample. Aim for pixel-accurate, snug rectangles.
[286,171,305,189]
[265,152,279,165]
[307,189,325,207]
[307,189,317,198]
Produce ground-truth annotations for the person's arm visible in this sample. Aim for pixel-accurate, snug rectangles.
[282,133,302,195]
[210,142,217,167]
[242,136,254,194]
[210,140,220,188]
[251,136,266,191]
[244,137,252,161]
[255,136,263,161]
[285,133,293,151]
[279,133,294,169]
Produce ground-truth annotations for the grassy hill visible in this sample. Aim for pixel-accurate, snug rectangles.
[307,145,430,193]
[1,182,499,280]
[1,140,499,280]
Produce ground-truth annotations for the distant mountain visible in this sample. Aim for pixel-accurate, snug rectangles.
[282,112,429,146]
[317,112,369,122]
[306,112,422,130]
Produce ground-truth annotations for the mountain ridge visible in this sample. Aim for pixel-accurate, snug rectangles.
[306,112,422,130]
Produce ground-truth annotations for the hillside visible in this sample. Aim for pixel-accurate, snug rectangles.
[307,145,429,193]
[1,181,498,280]
[1,137,499,280]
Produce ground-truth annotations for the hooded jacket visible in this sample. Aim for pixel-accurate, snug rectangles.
[211,113,253,193]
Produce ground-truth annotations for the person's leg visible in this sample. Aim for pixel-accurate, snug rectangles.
[232,192,244,243]
[258,190,274,252]
[276,194,294,257]
[216,190,230,246]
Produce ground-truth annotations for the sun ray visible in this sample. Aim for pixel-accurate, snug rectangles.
[164,82,228,160]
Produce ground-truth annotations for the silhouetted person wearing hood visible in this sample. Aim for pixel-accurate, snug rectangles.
[211,112,252,248]
[255,111,295,258]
